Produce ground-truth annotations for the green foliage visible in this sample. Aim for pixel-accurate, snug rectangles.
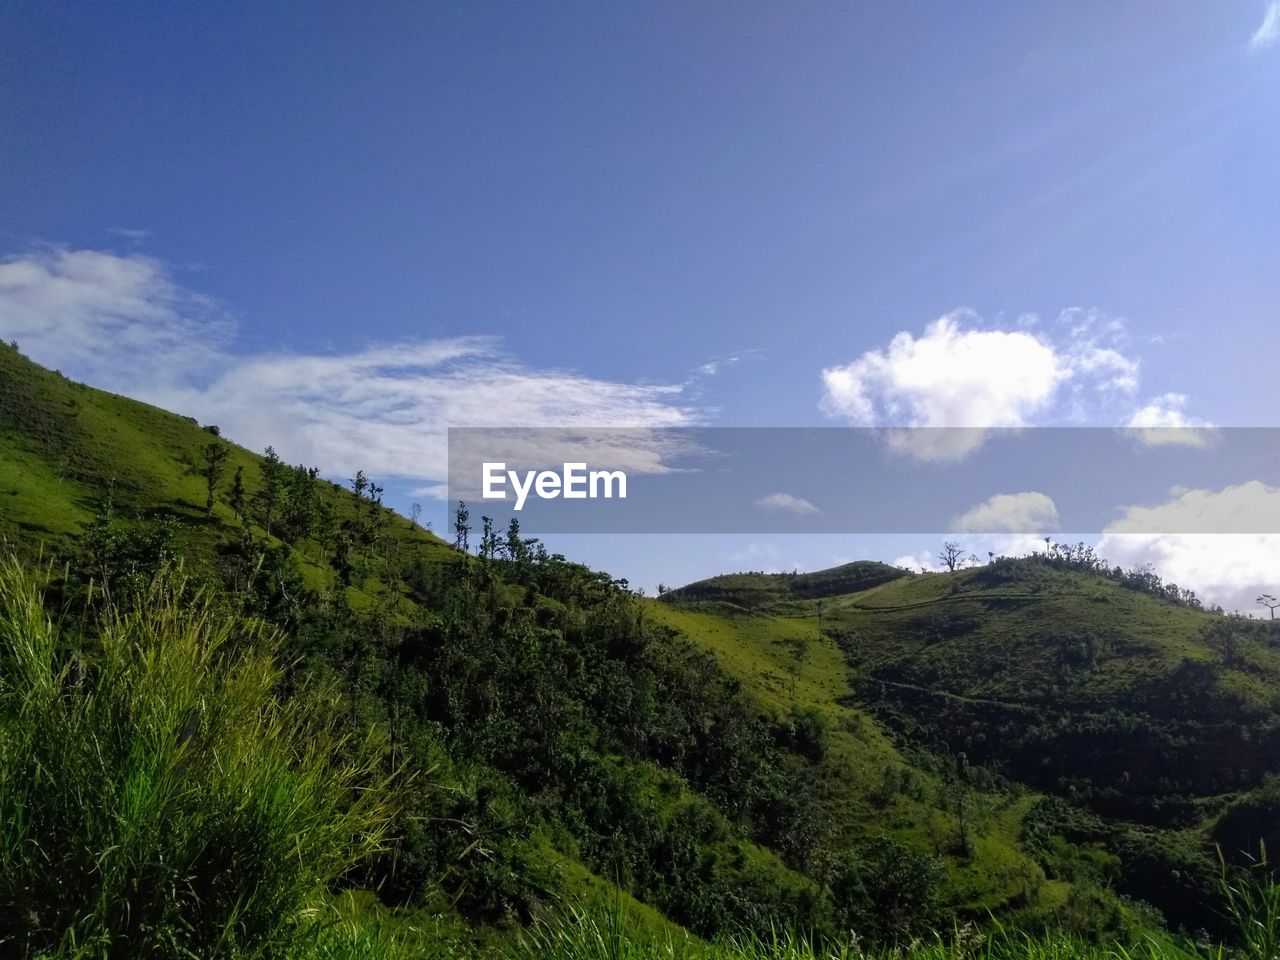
[7,346,1280,954]
[0,555,395,958]
[1215,778,1280,866]
[828,837,945,944]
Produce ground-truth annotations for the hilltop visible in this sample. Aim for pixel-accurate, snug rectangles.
[2,340,1279,953]
[663,561,910,610]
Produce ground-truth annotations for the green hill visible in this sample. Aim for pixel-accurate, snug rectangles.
[3,340,1278,955]
[658,553,1280,930]
[663,561,910,611]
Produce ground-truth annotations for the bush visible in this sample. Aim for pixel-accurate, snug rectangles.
[827,837,945,946]
[1216,778,1280,867]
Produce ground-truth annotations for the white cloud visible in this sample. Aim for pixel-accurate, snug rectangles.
[0,246,231,388]
[819,309,1142,460]
[694,349,761,379]
[1251,1,1280,51]
[821,312,1064,429]
[952,491,1060,534]
[0,247,701,486]
[1105,481,1280,535]
[1095,533,1280,613]
[756,492,822,515]
[154,343,699,483]
[1098,482,1280,614]
[1123,393,1215,447]
[892,551,941,573]
[698,356,740,376]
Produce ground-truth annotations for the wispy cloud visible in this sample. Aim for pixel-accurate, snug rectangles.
[698,357,739,376]
[755,492,822,515]
[0,246,231,387]
[0,246,702,485]
[1251,1,1280,51]
[694,349,759,378]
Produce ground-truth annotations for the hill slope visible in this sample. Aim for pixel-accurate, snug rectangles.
[4,341,1278,947]
[658,554,1280,930]
[0,344,954,947]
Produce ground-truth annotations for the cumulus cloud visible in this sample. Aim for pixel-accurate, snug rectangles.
[1123,393,1215,447]
[1251,1,1280,51]
[819,309,1142,460]
[0,247,700,485]
[892,550,941,573]
[1104,481,1280,535]
[1096,534,1280,613]
[1097,483,1280,613]
[821,312,1063,429]
[756,492,822,515]
[951,491,1060,534]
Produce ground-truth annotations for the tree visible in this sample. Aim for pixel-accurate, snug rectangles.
[505,517,526,564]
[1258,593,1280,621]
[828,837,945,946]
[937,541,965,572]
[280,465,322,543]
[255,446,285,536]
[479,516,499,560]
[409,502,422,528]
[1206,615,1247,667]
[200,441,230,519]
[228,465,246,521]
[783,635,808,700]
[453,500,470,553]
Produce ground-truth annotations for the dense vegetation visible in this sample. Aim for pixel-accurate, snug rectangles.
[2,341,1280,957]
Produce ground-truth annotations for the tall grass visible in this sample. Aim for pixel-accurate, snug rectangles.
[512,906,1218,960]
[1216,844,1280,960]
[0,556,396,958]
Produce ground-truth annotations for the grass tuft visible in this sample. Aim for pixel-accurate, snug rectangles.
[0,554,396,958]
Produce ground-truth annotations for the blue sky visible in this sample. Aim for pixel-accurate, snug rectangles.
[2,2,1279,607]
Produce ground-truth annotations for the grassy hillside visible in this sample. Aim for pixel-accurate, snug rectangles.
[0,344,919,952]
[0,339,457,591]
[3,340,1279,955]
[658,551,1280,931]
